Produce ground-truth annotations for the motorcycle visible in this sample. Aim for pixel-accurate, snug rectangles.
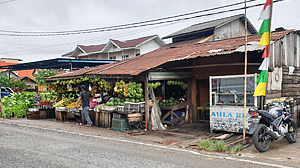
[248,99,297,152]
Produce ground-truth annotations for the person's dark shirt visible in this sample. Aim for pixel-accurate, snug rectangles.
[80,91,92,107]
[34,95,42,103]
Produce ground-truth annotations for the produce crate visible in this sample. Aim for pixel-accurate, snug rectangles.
[124,103,140,113]
[139,102,145,113]
[28,108,39,112]
[102,106,117,111]
[39,105,53,109]
[111,118,129,131]
[117,106,124,112]
[56,107,67,112]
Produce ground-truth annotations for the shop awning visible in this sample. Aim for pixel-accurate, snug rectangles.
[0,58,118,71]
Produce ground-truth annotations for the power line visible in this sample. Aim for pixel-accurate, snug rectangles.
[0,0,259,34]
[0,0,17,5]
[0,0,286,36]
[0,20,181,54]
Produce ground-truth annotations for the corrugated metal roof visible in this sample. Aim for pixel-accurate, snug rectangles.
[163,14,257,39]
[49,30,293,79]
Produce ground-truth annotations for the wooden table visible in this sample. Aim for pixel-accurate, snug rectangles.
[160,101,189,125]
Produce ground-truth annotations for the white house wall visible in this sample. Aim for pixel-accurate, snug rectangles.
[138,39,161,55]
[214,19,252,41]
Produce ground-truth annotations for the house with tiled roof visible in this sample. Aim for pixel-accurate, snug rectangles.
[62,35,166,61]
[163,14,257,44]
[0,58,35,79]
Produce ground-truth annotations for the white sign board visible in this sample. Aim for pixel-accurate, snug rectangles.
[210,106,252,133]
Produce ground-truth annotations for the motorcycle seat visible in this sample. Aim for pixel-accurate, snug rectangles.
[257,110,277,118]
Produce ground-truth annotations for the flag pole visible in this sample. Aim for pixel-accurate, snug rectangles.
[243,0,248,144]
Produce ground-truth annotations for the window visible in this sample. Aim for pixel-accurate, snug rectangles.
[135,53,140,56]
[122,55,129,60]
[109,56,116,60]
[210,74,257,106]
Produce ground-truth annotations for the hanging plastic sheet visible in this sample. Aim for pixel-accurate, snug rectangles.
[149,88,166,130]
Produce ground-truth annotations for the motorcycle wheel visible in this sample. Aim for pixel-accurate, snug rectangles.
[253,124,271,152]
[286,121,297,143]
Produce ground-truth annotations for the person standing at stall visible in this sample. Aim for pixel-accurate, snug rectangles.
[34,91,42,104]
[76,85,93,127]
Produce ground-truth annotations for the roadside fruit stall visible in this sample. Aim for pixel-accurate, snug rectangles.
[148,80,189,126]
[49,77,146,131]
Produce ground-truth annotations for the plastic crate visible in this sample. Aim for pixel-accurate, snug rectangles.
[111,118,129,131]
[102,106,117,111]
[117,106,124,112]
[139,102,145,113]
[124,102,140,113]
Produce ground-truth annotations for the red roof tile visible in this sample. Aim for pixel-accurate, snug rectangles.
[0,61,34,78]
[111,35,156,48]
[78,44,106,53]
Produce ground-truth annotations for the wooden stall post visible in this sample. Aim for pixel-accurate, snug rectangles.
[0,97,5,119]
[144,80,148,130]
[191,76,197,123]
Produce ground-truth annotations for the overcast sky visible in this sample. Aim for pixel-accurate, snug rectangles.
[0,0,298,62]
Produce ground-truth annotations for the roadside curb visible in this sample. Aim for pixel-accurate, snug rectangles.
[0,120,292,168]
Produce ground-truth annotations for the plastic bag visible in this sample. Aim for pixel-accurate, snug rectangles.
[149,88,166,130]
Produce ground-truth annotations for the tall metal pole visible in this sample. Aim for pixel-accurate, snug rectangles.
[243,0,248,144]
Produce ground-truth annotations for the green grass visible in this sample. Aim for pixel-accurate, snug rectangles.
[214,140,227,152]
[196,139,213,150]
[229,144,245,153]
[196,139,244,153]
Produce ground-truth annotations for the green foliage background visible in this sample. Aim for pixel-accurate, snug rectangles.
[2,92,36,118]
[34,70,59,86]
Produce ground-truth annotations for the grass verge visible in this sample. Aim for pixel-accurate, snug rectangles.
[196,139,244,153]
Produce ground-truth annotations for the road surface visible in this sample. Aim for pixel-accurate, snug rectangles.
[0,122,297,168]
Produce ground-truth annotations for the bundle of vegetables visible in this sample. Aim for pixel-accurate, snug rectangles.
[167,80,188,90]
[124,97,145,103]
[53,98,75,107]
[66,100,81,109]
[106,97,125,106]
[148,82,161,89]
[103,80,112,92]
[41,91,58,102]
[126,82,143,99]
[38,100,52,107]
[2,92,36,118]
[158,97,177,106]
[58,85,67,93]
[115,80,125,96]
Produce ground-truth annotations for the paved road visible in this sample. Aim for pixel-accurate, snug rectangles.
[0,123,297,168]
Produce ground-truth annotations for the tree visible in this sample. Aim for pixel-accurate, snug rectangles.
[0,76,28,89]
[33,70,59,86]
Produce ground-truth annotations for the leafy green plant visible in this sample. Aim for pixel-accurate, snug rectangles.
[0,75,29,89]
[41,90,57,102]
[2,92,36,118]
[229,144,245,153]
[196,139,213,150]
[34,70,59,86]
